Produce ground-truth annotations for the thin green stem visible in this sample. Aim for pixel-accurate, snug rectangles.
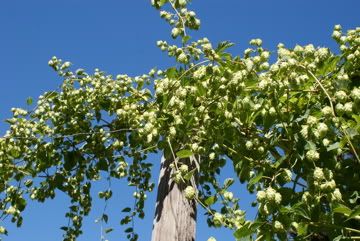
[168,0,187,37]
[299,64,360,163]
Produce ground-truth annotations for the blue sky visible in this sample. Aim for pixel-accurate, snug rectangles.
[0,0,359,240]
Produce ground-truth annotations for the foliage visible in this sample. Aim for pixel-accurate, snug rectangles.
[0,0,360,240]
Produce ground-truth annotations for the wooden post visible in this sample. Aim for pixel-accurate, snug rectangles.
[151,156,197,241]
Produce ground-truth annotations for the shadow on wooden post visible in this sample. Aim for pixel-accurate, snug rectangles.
[151,156,197,241]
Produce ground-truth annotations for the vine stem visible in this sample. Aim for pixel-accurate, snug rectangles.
[195,196,215,216]
[168,0,187,37]
[167,138,180,171]
[298,64,335,116]
[166,138,215,217]
[299,64,360,163]
[178,60,211,80]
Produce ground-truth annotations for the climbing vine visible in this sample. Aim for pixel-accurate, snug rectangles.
[0,0,359,240]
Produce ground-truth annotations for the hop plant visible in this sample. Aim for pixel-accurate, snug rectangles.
[213,213,224,227]
[184,186,196,200]
[313,167,325,181]
[207,237,216,241]
[274,221,284,232]
[306,150,320,161]
[1,1,360,240]
[332,188,342,201]
[256,190,266,202]
[177,52,188,63]
[245,140,253,150]
[179,164,189,174]
[223,191,234,201]
[281,169,292,183]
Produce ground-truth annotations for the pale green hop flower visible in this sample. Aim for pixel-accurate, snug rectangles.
[283,169,292,183]
[274,193,282,205]
[344,102,353,113]
[184,186,196,200]
[224,191,234,201]
[257,191,266,202]
[351,87,360,101]
[306,150,320,161]
[209,152,216,160]
[245,140,253,150]
[313,167,325,181]
[178,0,187,7]
[274,221,284,231]
[322,138,330,147]
[321,106,333,116]
[177,52,188,63]
[213,212,224,227]
[179,164,188,174]
[307,116,318,125]
[335,90,348,102]
[317,123,328,136]
[302,192,311,202]
[332,188,342,201]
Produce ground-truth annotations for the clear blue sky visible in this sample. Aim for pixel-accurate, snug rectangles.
[0,0,359,240]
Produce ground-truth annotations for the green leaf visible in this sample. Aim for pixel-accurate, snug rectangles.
[224,178,234,188]
[234,224,253,239]
[345,127,358,138]
[304,141,316,150]
[327,142,340,151]
[152,0,168,8]
[26,97,33,106]
[333,204,352,216]
[204,196,217,206]
[296,222,308,236]
[346,205,360,221]
[10,149,20,158]
[60,226,68,231]
[183,168,196,181]
[317,55,340,76]
[352,114,360,124]
[216,41,235,53]
[122,207,131,213]
[273,154,287,169]
[125,227,133,233]
[333,235,345,241]
[97,159,109,171]
[102,214,108,223]
[166,67,177,79]
[17,197,26,212]
[176,149,193,159]
[63,151,78,171]
[182,35,191,44]
[234,221,262,239]
[158,0,168,7]
[248,172,263,187]
[105,228,113,234]
[292,204,311,220]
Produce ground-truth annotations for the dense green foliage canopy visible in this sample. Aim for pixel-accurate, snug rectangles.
[0,0,359,240]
